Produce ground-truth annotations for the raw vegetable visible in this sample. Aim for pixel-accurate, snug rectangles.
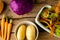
[55,1,60,14]
[55,7,59,14]
[40,20,51,29]
[48,13,54,19]
[10,0,33,15]
[0,1,4,14]
[7,19,12,40]
[50,26,55,36]
[57,1,60,7]
[4,17,8,40]
[17,24,26,40]
[41,9,49,18]
[55,27,60,37]
[49,6,55,12]
[1,15,5,39]
[26,25,35,40]
[55,25,60,28]
[1,15,13,40]
[39,1,60,37]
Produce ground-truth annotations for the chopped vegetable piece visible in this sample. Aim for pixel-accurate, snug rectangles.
[39,2,60,37]
[55,25,60,27]
[41,9,49,18]
[55,7,59,14]
[55,27,60,37]
[48,13,54,19]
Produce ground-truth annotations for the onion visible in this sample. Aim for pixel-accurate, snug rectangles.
[10,0,33,15]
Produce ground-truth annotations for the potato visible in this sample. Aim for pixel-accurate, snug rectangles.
[17,25,26,40]
[26,25,35,40]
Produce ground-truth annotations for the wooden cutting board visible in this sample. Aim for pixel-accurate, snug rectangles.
[0,0,60,40]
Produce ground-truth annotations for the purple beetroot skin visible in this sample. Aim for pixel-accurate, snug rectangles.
[10,0,33,15]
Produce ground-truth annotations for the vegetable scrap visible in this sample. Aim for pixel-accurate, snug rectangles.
[39,1,60,37]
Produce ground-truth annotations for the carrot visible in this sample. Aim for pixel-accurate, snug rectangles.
[40,19,54,36]
[50,26,55,36]
[50,28,54,37]
[55,22,60,25]
[55,7,59,14]
[50,22,55,37]
[57,1,60,7]
[1,15,5,39]
[42,18,50,22]
[4,17,8,40]
[7,19,12,40]
[40,20,53,31]
[55,1,60,14]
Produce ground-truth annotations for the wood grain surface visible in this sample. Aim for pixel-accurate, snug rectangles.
[0,0,60,40]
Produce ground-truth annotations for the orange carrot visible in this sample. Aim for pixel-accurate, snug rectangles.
[4,17,8,40]
[55,7,59,14]
[55,1,60,14]
[57,1,60,7]
[1,15,5,39]
[40,19,54,36]
[40,20,52,30]
[42,18,50,22]
[50,26,55,36]
[50,28,54,37]
[7,19,12,40]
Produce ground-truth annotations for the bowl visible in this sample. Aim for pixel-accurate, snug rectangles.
[15,21,39,40]
[35,5,60,38]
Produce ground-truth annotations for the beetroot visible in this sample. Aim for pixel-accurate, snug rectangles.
[10,0,33,15]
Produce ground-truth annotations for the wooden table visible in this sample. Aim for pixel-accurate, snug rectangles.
[0,0,60,40]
